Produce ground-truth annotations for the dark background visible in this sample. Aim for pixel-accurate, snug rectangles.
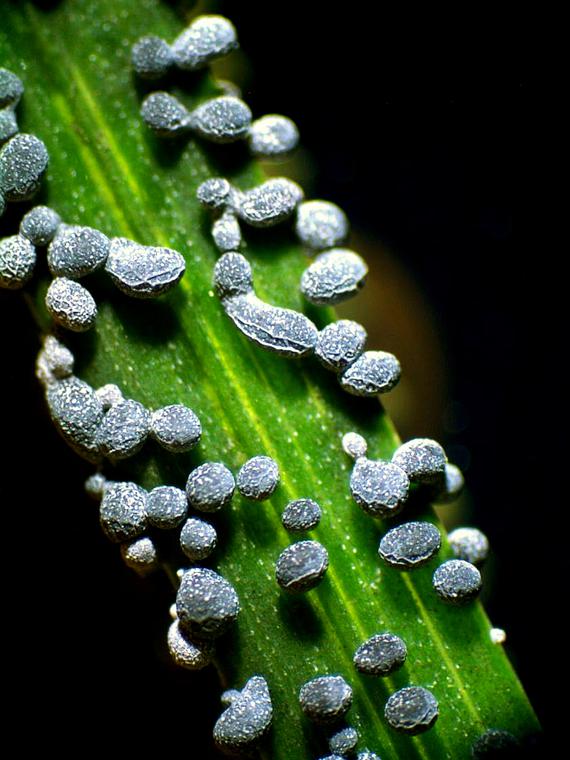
[1,1,557,754]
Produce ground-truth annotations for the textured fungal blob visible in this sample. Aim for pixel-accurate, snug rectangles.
[433,559,482,604]
[213,676,273,753]
[212,210,242,252]
[105,237,186,298]
[249,114,299,158]
[237,455,280,500]
[434,462,465,503]
[190,96,252,143]
[176,567,240,640]
[46,376,104,462]
[340,351,401,396]
[392,438,447,484]
[213,251,254,298]
[384,686,439,735]
[342,431,368,460]
[0,234,36,289]
[281,499,322,532]
[378,521,441,569]
[96,399,150,460]
[131,35,174,79]
[186,462,235,512]
[221,689,241,706]
[295,200,349,250]
[95,383,124,410]
[45,277,98,332]
[490,628,507,645]
[299,675,353,724]
[353,633,407,676]
[0,68,24,108]
[84,472,107,501]
[47,224,110,279]
[275,540,329,593]
[120,536,158,576]
[147,485,188,530]
[315,320,367,372]
[180,517,218,562]
[471,729,520,758]
[172,15,238,71]
[167,619,214,671]
[448,527,489,566]
[20,206,62,246]
[0,133,48,201]
[329,726,359,755]
[357,753,381,760]
[197,177,233,210]
[140,91,191,136]
[350,459,409,518]
[0,109,18,145]
[99,482,148,544]
[36,335,74,387]
[237,177,303,227]
[301,249,368,305]
[150,404,202,453]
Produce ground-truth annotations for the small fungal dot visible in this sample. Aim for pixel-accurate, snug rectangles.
[301,248,368,305]
[357,751,381,760]
[131,35,174,80]
[95,383,124,411]
[47,224,110,279]
[180,517,218,562]
[140,91,191,136]
[342,432,368,460]
[237,455,280,500]
[190,96,252,143]
[84,472,108,501]
[0,68,24,109]
[315,320,367,373]
[248,114,299,158]
[340,351,401,396]
[299,675,353,724]
[432,559,482,605]
[105,237,186,298]
[167,619,214,671]
[295,200,349,250]
[45,277,98,332]
[186,462,235,512]
[490,628,507,645]
[36,335,74,387]
[19,205,62,246]
[448,527,489,566]
[434,462,465,503]
[329,726,359,754]
[150,404,202,453]
[95,399,150,461]
[281,499,322,532]
[275,540,329,593]
[172,15,238,71]
[378,521,441,569]
[384,686,438,735]
[0,234,36,290]
[237,177,303,227]
[147,485,188,530]
[99,481,148,544]
[471,729,520,758]
[350,459,409,518]
[213,675,273,753]
[353,633,407,676]
[0,133,48,201]
[176,567,240,640]
[392,438,447,485]
[120,536,158,576]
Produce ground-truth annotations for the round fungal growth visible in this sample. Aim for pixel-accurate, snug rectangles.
[353,632,407,676]
[315,320,367,373]
[329,726,359,755]
[275,540,329,593]
[391,438,447,484]
[146,485,188,530]
[295,200,349,250]
[299,675,353,724]
[167,619,214,671]
[150,404,202,453]
[0,133,48,201]
[190,96,252,143]
[237,455,280,500]
[448,526,489,566]
[281,498,322,532]
[249,114,299,158]
[47,224,110,279]
[0,68,24,108]
[176,567,240,640]
[46,376,104,462]
[19,205,61,246]
[350,459,410,518]
[213,675,273,753]
[84,472,107,501]
[212,210,241,252]
[340,351,401,396]
[140,91,191,136]
[99,481,148,544]
[186,462,235,512]
[434,462,465,503]
[490,628,507,645]
[0,109,18,145]
[36,335,75,387]
[131,35,173,79]
[301,248,368,305]
[471,729,520,758]
[45,277,98,332]
[95,383,124,411]
[172,15,238,71]
[96,399,150,460]
[197,177,232,210]
[237,177,304,227]
[433,559,482,604]
[105,237,186,298]
[378,521,442,569]
[120,536,158,576]
[180,517,218,562]
[384,686,438,735]
[342,431,368,460]
[0,234,36,290]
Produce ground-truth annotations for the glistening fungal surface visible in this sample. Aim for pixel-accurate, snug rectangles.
[299,675,353,724]
[384,686,439,735]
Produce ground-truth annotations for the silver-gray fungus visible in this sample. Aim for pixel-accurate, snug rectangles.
[295,200,349,250]
[248,114,299,158]
[432,559,482,604]
[329,726,359,754]
[190,96,252,143]
[0,68,24,109]
[392,438,447,484]
[301,248,368,306]
[275,540,329,593]
[99,481,148,544]
[150,404,202,453]
[105,237,186,298]
[96,399,150,460]
[213,675,273,753]
[171,15,238,71]
[36,335,74,387]
[353,632,407,676]
[45,277,98,332]
[47,224,110,279]
[281,498,322,532]
[299,675,353,724]
[0,234,36,290]
[315,320,367,372]
[20,206,62,246]
[180,517,218,562]
[167,619,214,671]
[448,527,489,566]
[237,455,280,500]
[378,521,441,569]
[146,485,188,530]
[0,133,48,201]
[384,686,438,735]
[46,376,104,462]
[140,91,191,136]
[186,462,235,512]
[120,536,158,576]
[340,351,401,396]
[350,458,409,518]
[176,567,240,639]
[131,35,174,79]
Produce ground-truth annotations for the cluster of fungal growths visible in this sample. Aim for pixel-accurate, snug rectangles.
[1,11,516,758]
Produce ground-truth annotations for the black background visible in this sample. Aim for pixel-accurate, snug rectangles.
[1,1,558,755]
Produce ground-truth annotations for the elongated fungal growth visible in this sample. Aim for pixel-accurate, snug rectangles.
[213,676,273,753]
[378,521,441,569]
[353,633,407,676]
